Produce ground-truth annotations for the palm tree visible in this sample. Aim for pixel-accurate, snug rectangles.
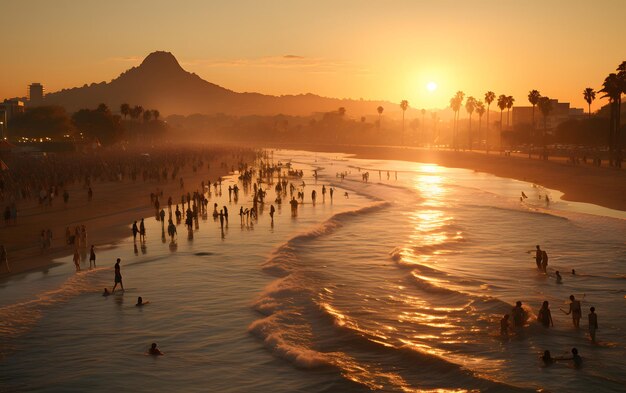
[537,96,553,159]
[465,96,476,150]
[377,106,384,130]
[599,72,623,167]
[400,100,409,144]
[143,110,152,123]
[582,88,595,119]
[484,91,495,152]
[152,109,160,121]
[476,102,485,150]
[497,94,507,151]
[450,92,464,150]
[132,105,144,121]
[527,90,541,158]
[505,96,515,128]
[120,103,130,120]
[484,91,495,128]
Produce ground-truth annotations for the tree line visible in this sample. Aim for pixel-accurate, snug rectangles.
[8,103,165,146]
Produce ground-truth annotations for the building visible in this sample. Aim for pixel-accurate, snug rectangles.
[28,83,45,106]
[512,99,584,130]
[0,99,25,139]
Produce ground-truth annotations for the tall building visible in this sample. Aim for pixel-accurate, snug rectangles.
[0,99,26,139]
[28,83,45,106]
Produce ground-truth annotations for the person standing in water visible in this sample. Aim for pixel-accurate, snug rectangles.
[541,250,549,272]
[511,301,526,329]
[500,314,510,337]
[564,295,582,328]
[588,307,598,342]
[112,258,124,293]
[534,245,542,269]
[269,205,275,223]
[537,301,554,327]
[89,245,96,268]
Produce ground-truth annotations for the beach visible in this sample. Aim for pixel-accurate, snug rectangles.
[1,149,624,393]
[272,143,626,212]
[0,146,257,277]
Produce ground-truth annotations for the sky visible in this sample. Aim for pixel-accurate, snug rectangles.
[1,0,624,110]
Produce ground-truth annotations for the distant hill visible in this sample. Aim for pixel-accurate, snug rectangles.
[45,51,396,117]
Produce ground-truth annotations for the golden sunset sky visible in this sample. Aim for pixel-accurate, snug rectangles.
[1,0,623,110]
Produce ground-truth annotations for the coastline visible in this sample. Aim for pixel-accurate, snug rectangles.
[0,148,256,279]
[268,143,626,212]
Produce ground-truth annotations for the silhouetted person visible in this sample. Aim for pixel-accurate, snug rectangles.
[149,343,163,356]
[541,250,548,272]
[132,221,139,242]
[136,296,149,306]
[102,288,110,297]
[565,295,582,328]
[500,314,510,337]
[89,245,96,268]
[541,350,554,366]
[112,258,124,293]
[534,245,542,269]
[537,301,554,327]
[588,307,598,342]
[511,301,526,329]
[139,219,146,242]
[555,270,562,284]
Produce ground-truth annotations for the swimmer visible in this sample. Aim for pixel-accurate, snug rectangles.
[148,343,163,356]
[571,269,576,275]
[555,271,562,284]
[344,192,349,199]
[511,301,527,329]
[541,350,554,366]
[560,348,582,368]
[136,296,149,306]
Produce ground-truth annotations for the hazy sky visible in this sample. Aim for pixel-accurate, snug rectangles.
[1,0,623,110]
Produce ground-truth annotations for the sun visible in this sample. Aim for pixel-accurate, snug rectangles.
[427,81,437,92]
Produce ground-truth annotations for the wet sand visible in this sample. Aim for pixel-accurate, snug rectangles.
[271,143,626,212]
[0,151,255,277]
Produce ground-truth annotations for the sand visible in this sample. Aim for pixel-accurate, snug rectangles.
[0,149,256,277]
[270,143,626,212]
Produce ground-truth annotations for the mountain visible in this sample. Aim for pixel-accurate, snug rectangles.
[44,51,396,117]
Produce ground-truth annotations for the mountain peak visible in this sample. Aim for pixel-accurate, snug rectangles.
[138,51,183,72]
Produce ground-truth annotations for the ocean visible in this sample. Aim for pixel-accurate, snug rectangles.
[1,149,625,393]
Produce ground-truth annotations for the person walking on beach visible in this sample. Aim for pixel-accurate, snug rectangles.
[73,249,81,271]
[269,205,275,223]
[0,245,9,273]
[132,221,139,242]
[537,301,554,327]
[588,307,598,342]
[139,219,146,242]
[89,245,96,268]
[112,258,124,293]
[564,295,582,328]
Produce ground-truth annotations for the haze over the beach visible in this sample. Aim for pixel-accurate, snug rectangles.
[1,0,624,109]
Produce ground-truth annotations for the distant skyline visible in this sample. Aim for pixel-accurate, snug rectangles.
[1,0,624,111]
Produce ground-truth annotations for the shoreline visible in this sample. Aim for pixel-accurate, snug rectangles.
[0,148,257,280]
[267,143,626,213]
